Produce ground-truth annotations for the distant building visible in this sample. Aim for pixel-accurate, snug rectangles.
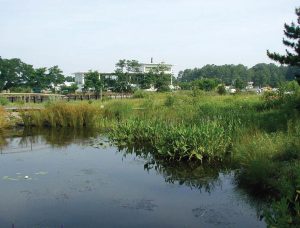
[74,72,85,85]
[73,59,174,92]
[139,59,173,74]
[74,72,86,92]
[245,81,254,91]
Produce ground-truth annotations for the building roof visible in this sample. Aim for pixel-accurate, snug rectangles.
[140,63,172,67]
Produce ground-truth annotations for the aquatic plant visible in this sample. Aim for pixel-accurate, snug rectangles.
[110,118,234,162]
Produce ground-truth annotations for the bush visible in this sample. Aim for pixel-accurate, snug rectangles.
[262,91,281,109]
[217,84,226,95]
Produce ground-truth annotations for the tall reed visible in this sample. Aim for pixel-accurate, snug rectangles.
[20,102,99,128]
[0,107,9,130]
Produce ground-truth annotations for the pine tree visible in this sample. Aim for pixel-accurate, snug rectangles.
[267,7,300,85]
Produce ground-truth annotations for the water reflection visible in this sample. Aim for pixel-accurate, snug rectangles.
[0,128,240,193]
[111,143,266,219]
[0,128,266,228]
[115,144,229,193]
[0,127,99,151]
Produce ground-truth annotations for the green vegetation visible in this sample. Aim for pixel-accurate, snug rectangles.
[1,7,300,226]
[1,80,299,226]
[178,63,297,87]
[0,57,65,92]
[20,102,99,128]
[0,97,9,106]
[84,71,104,95]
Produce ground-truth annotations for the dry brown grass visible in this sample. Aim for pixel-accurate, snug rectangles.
[0,107,9,130]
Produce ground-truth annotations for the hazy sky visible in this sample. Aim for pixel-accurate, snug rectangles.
[0,0,298,75]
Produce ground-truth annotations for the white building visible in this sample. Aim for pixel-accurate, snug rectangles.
[246,81,254,91]
[139,59,173,74]
[74,72,85,85]
[74,72,86,92]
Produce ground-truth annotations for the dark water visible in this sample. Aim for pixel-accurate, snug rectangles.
[0,129,266,228]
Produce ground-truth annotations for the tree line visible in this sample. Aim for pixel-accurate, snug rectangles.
[178,63,299,87]
[0,57,173,94]
[0,57,68,93]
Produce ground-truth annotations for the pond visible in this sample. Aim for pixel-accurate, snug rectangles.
[0,128,266,227]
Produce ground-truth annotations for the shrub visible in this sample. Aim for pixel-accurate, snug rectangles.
[217,84,226,95]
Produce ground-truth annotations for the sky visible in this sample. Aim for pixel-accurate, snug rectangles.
[0,0,298,76]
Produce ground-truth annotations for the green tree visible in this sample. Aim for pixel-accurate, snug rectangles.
[126,60,141,73]
[114,59,141,93]
[155,73,171,92]
[60,83,78,94]
[30,67,48,92]
[267,7,300,85]
[47,66,65,89]
[65,76,75,82]
[84,71,103,96]
[153,62,172,92]
[0,57,34,91]
[234,77,245,90]
[217,84,226,95]
[178,64,289,87]
[192,78,220,91]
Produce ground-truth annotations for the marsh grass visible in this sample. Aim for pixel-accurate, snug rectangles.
[20,102,99,128]
[102,100,133,121]
[0,107,9,130]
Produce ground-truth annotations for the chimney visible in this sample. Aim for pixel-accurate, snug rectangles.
[151,57,153,63]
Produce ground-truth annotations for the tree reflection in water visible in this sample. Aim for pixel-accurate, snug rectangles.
[117,144,230,193]
[0,127,99,152]
[0,128,265,218]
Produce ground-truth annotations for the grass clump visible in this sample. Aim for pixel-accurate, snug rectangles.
[102,101,133,121]
[20,102,99,128]
[0,107,9,130]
